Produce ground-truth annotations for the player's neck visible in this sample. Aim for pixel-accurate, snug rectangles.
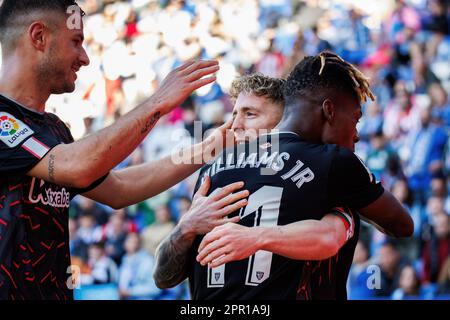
[0,57,49,113]
[277,109,323,145]
[277,114,302,136]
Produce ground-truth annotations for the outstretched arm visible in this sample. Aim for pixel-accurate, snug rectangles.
[28,60,219,189]
[153,177,249,289]
[83,120,234,209]
[358,190,413,238]
[196,208,354,268]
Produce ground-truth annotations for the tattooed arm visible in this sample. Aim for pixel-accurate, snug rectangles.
[153,225,196,289]
[82,120,233,209]
[80,116,234,209]
[153,177,249,288]
[27,60,219,188]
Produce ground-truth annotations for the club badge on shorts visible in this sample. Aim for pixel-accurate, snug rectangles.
[0,112,34,147]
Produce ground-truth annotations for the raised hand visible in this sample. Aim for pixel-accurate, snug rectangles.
[202,118,236,164]
[152,60,219,115]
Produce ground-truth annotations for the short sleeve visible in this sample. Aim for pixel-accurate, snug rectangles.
[0,110,62,179]
[329,207,355,242]
[75,173,110,197]
[328,147,384,209]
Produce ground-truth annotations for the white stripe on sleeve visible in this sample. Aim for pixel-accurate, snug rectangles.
[22,137,50,159]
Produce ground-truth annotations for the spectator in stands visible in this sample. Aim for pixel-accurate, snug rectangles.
[437,257,450,295]
[366,132,390,182]
[118,233,162,300]
[75,196,111,225]
[102,209,134,265]
[348,241,378,300]
[76,212,103,248]
[381,153,406,192]
[376,242,407,297]
[391,265,423,300]
[422,212,450,283]
[391,179,421,259]
[383,81,420,144]
[358,102,384,143]
[172,196,192,222]
[255,38,285,78]
[142,204,176,257]
[429,82,450,128]
[404,107,448,204]
[69,217,89,263]
[81,242,119,286]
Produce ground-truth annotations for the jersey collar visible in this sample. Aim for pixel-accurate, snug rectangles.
[260,131,300,138]
[0,93,45,115]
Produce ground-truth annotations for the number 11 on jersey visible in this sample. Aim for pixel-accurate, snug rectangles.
[207,186,284,288]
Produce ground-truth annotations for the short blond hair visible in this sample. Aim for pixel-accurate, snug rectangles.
[230,73,285,105]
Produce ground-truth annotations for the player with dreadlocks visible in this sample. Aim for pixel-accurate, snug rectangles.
[170,51,412,300]
[280,50,376,151]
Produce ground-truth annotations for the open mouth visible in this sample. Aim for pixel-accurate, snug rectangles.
[72,65,80,73]
[71,67,79,79]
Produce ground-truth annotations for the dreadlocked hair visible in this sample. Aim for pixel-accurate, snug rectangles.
[284,51,375,106]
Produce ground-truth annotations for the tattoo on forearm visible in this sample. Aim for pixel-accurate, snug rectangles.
[48,154,56,183]
[141,111,161,135]
[154,227,193,288]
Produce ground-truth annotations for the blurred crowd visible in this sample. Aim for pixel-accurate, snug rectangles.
[7,0,449,300]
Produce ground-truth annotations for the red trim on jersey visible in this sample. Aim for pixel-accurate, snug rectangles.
[21,137,50,159]
[30,137,49,149]
[21,143,40,159]
[1,264,18,289]
[52,218,65,233]
[10,200,21,207]
[335,213,350,230]
[35,207,49,216]
[331,207,353,232]
[32,253,46,267]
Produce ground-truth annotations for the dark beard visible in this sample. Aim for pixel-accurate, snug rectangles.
[37,44,75,94]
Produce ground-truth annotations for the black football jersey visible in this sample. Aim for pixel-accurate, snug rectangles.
[188,132,383,300]
[303,207,360,300]
[0,94,105,300]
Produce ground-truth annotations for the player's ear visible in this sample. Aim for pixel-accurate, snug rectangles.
[322,99,335,125]
[28,21,49,52]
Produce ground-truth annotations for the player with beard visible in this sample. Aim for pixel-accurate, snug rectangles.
[0,0,243,300]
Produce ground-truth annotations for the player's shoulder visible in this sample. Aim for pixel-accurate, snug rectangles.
[0,98,36,150]
[331,145,367,167]
[331,144,358,160]
[44,111,63,122]
[44,111,69,130]
[275,132,340,157]
[0,95,24,118]
[329,146,375,183]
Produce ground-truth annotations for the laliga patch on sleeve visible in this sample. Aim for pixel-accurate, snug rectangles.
[0,112,35,148]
